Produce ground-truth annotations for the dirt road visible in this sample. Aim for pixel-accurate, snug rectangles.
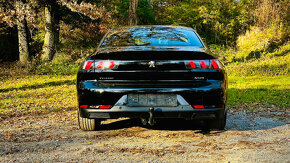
[0,110,289,162]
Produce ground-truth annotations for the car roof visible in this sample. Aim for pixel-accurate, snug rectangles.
[110,25,195,32]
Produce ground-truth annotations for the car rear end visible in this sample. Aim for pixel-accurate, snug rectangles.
[76,26,227,131]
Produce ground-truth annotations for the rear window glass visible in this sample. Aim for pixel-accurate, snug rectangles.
[100,27,203,47]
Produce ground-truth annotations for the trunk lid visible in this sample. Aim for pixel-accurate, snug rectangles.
[80,47,224,86]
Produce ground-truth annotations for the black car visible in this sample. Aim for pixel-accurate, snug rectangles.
[77,26,227,131]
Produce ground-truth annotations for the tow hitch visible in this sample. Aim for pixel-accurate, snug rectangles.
[140,107,156,126]
[148,107,155,126]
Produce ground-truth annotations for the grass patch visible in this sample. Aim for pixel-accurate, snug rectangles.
[0,75,77,119]
[228,75,289,109]
[227,45,289,76]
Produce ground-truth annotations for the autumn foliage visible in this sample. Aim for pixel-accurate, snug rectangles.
[0,0,288,69]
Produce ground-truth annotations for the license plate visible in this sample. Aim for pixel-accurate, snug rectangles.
[127,94,177,106]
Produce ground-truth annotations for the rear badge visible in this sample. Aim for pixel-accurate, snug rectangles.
[99,77,114,80]
[194,77,205,80]
[149,61,155,68]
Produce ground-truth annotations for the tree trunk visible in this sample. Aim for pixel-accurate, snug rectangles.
[128,0,139,26]
[42,5,55,61]
[16,0,30,64]
[53,3,60,51]
[54,16,60,50]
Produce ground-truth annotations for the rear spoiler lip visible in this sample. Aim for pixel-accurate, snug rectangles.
[89,51,216,61]
[96,46,207,54]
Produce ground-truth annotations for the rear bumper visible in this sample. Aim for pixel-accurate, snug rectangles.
[79,106,225,119]
[79,106,225,120]
[78,93,226,121]
[77,79,227,120]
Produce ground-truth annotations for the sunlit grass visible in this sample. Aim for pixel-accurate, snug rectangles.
[228,75,289,109]
[0,75,77,115]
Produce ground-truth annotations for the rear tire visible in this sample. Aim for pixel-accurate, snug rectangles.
[206,110,227,130]
[78,111,100,131]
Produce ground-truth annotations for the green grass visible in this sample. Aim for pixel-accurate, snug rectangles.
[228,75,289,109]
[0,75,77,116]
[227,53,289,76]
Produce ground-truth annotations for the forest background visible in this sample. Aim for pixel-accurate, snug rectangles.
[0,0,289,117]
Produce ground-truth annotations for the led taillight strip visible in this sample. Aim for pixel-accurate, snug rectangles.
[189,61,196,68]
[84,60,116,70]
[186,60,220,69]
[85,61,93,70]
[211,60,219,69]
[200,60,207,69]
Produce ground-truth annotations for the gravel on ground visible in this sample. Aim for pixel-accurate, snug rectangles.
[0,109,289,162]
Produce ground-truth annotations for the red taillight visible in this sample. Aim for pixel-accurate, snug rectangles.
[200,60,207,69]
[186,60,209,69]
[97,61,104,69]
[85,61,93,70]
[80,105,88,108]
[193,105,205,109]
[189,61,196,68]
[92,61,116,69]
[211,60,219,69]
[82,105,112,109]
[108,61,115,68]
[99,105,111,109]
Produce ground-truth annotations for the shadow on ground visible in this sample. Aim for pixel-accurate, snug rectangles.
[226,113,286,130]
[97,113,286,132]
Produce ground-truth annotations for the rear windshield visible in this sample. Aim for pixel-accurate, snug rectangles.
[100,26,204,47]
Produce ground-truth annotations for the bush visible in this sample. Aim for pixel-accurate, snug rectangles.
[209,44,236,63]
[227,42,290,76]
[35,62,79,75]
[31,52,83,75]
[235,25,286,61]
